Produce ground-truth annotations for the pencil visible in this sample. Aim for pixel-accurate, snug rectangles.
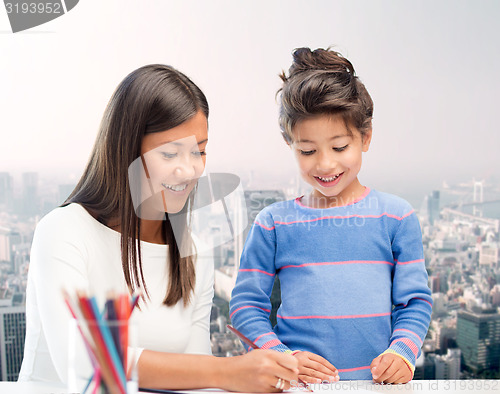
[226,324,313,392]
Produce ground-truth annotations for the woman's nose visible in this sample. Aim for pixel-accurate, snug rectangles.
[173,155,197,179]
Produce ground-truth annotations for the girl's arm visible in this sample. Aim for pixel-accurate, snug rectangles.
[229,209,288,351]
[138,348,299,392]
[375,210,433,382]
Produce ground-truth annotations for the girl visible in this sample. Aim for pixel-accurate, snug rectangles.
[18,64,298,392]
[230,48,432,384]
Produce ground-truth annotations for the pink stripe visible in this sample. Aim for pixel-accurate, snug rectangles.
[239,268,275,277]
[255,221,275,231]
[337,365,371,373]
[230,305,271,319]
[261,339,282,349]
[400,210,414,219]
[295,187,371,208]
[274,211,413,226]
[415,297,433,307]
[277,312,391,320]
[391,338,419,357]
[255,207,415,232]
[281,260,394,270]
[393,329,423,344]
[396,298,433,308]
[396,258,425,265]
[254,331,275,343]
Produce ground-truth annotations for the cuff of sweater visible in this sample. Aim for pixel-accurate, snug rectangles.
[381,349,415,377]
[270,342,292,353]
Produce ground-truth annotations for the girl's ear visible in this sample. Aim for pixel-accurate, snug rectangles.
[362,129,372,152]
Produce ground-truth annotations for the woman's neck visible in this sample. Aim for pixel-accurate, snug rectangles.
[140,219,166,244]
[102,212,166,245]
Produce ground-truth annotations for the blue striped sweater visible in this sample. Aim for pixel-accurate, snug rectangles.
[229,188,432,380]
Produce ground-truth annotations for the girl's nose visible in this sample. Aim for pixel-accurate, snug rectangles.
[317,151,336,171]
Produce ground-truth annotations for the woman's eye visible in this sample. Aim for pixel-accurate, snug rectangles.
[299,150,315,156]
[192,150,207,157]
[333,145,348,152]
[161,152,177,159]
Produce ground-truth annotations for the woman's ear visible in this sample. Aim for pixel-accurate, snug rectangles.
[362,129,372,152]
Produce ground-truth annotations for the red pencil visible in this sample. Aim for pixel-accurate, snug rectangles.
[226,325,313,392]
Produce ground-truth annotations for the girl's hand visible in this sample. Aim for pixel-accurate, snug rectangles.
[293,351,339,384]
[370,353,412,384]
[221,349,299,392]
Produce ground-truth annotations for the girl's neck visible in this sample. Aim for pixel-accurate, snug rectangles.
[306,178,366,208]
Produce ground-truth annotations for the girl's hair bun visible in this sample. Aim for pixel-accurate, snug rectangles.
[284,47,355,80]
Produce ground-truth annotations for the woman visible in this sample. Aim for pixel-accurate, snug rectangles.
[18,64,298,391]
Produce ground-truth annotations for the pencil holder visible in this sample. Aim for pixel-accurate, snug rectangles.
[68,318,138,394]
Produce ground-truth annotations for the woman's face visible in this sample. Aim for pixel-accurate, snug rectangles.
[137,111,208,216]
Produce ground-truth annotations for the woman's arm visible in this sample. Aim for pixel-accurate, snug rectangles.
[138,348,299,392]
[27,208,91,381]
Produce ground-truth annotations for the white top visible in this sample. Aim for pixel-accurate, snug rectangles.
[18,203,214,383]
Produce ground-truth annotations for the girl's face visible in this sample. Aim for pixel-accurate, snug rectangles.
[138,111,208,215]
[291,113,371,208]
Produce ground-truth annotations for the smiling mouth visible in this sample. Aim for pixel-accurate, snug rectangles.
[161,182,188,192]
[315,173,343,183]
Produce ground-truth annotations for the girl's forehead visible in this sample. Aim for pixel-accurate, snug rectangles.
[292,115,357,143]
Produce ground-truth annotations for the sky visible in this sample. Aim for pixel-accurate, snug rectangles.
[1,0,499,204]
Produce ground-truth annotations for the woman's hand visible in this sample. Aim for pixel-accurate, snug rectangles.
[293,351,339,384]
[219,349,299,392]
[370,353,412,384]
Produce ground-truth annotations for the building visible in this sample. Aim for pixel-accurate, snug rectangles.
[479,243,499,267]
[457,308,500,374]
[0,173,13,211]
[0,306,26,381]
[434,348,461,379]
[428,190,440,225]
[21,172,39,218]
[0,227,11,263]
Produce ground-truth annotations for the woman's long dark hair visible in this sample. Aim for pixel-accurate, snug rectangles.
[64,64,209,306]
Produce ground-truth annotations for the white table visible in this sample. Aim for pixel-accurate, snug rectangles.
[2,381,500,394]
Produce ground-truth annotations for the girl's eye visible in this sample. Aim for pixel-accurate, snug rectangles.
[299,150,315,156]
[333,145,348,152]
[192,150,207,157]
[161,152,177,159]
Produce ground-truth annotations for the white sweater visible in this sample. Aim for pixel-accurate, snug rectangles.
[18,203,214,383]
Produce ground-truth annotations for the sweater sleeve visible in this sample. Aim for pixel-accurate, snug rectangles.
[27,209,92,382]
[229,210,290,352]
[383,211,432,374]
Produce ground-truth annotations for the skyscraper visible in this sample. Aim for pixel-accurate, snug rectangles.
[427,190,440,225]
[21,172,39,218]
[0,173,13,211]
[457,308,500,374]
[0,306,26,381]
